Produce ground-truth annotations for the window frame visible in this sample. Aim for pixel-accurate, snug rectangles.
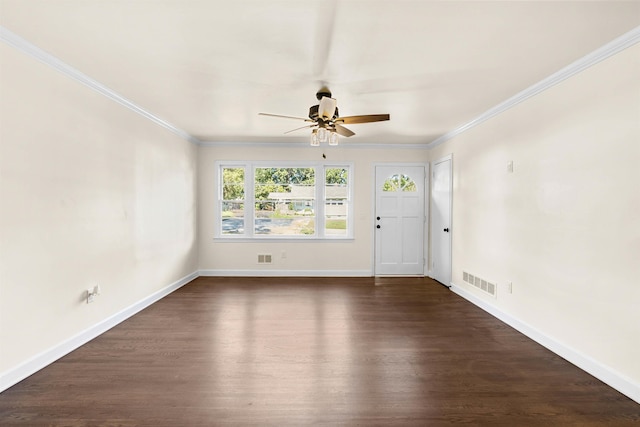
[215,161,354,240]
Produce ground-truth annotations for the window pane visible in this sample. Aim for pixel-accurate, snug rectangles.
[255,201,315,235]
[383,177,398,192]
[325,202,347,236]
[222,202,244,234]
[223,168,245,199]
[325,167,349,236]
[222,167,245,235]
[254,168,315,236]
[383,174,416,192]
[325,167,348,186]
[402,177,417,192]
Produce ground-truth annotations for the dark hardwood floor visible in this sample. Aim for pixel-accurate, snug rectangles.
[1,276,638,426]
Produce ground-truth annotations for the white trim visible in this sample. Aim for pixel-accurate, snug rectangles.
[427,26,640,149]
[430,154,453,286]
[431,154,453,164]
[450,282,640,405]
[423,162,430,276]
[213,237,356,243]
[199,140,431,149]
[0,271,199,393]
[198,269,372,277]
[0,26,200,145]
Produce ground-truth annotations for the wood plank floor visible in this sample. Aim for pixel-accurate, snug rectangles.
[1,276,638,426]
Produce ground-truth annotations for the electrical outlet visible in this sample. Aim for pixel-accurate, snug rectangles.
[86,284,101,304]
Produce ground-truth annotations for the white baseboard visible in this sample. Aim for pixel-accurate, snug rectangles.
[0,271,199,393]
[9,274,634,404]
[198,269,372,277]
[450,282,640,404]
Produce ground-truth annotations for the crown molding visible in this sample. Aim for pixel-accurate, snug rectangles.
[197,140,431,149]
[4,24,638,150]
[0,26,201,145]
[427,25,640,149]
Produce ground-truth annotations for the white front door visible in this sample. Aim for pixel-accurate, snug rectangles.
[375,165,426,275]
[431,156,452,286]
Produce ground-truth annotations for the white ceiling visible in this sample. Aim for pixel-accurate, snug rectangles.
[1,1,639,145]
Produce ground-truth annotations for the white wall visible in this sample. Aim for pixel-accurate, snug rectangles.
[2,24,638,402]
[0,44,198,381]
[198,145,428,275]
[429,44,640,392]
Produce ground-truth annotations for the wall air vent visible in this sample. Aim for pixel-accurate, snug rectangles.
[463,271,497,298]
[258,254,272,264]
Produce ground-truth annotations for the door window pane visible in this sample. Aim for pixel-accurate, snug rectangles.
[383,174,416,192]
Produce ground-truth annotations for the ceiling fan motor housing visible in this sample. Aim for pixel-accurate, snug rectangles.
[309,104,339,121]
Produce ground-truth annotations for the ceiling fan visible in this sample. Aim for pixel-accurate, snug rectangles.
[259,87,390,146]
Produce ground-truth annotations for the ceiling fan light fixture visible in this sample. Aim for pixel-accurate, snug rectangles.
[310,129,320,146]
[329,131,339,146]
[317,127,328,143]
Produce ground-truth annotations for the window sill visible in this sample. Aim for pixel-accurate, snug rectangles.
[213,236,355,243]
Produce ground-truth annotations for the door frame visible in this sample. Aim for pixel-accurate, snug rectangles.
[372,162,429,276]
[429,154,453,285]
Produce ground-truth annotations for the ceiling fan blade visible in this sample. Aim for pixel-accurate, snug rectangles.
[336,114,390,124]
[284,124,317,134]
[335,124,355,137]
[259,113,314,122]
[318,96,337,120]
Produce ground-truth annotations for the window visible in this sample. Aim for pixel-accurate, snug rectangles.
[382,174,417,192]
[216,162,353,239]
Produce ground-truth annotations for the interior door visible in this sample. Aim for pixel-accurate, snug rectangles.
[431,156,452,286]
[375,165,426,275]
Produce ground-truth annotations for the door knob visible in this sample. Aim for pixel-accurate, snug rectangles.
[377,225,381,229]
[377,216,380,220]
[444,228,449,232]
